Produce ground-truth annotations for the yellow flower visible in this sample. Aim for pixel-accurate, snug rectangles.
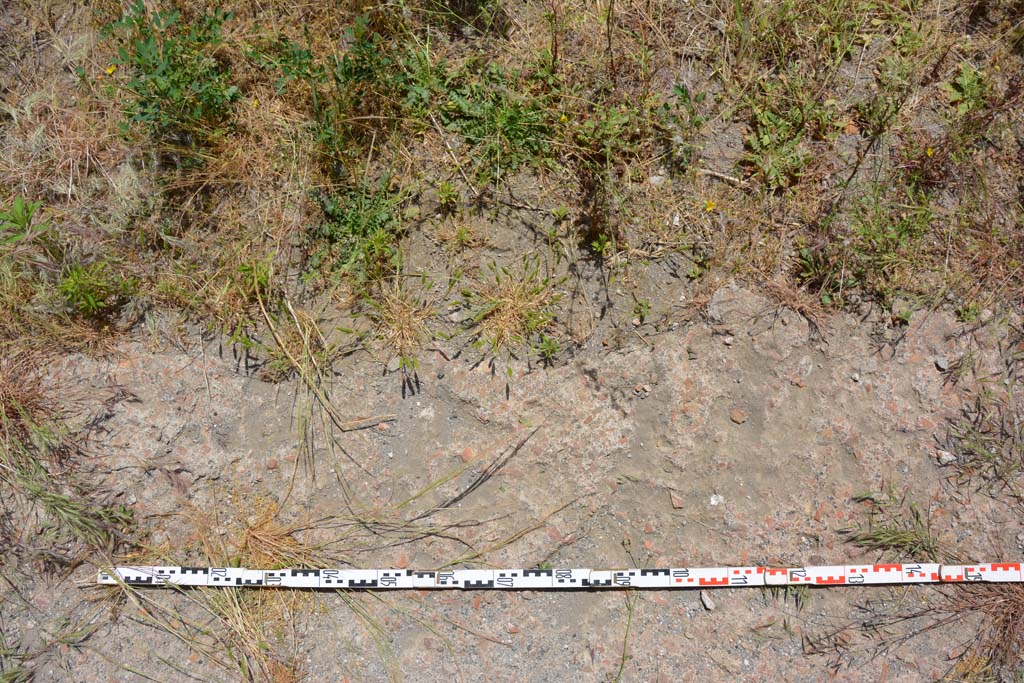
[704,200,716,212]
[252,98,260,108]
[926,147,934,158]
[105,64,117,75]
[559,113,568,123]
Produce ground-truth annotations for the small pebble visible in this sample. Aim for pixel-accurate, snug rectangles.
[936,450,957,466]
[723,335,734,346]
[935,356,949,372]
[700,590,716,611]
[709,494,724,506]
[850,372,860,382]
[729,408,748,424]
[266,458,278,470]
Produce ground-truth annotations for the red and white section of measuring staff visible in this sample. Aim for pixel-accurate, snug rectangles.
[98,562,1024,590]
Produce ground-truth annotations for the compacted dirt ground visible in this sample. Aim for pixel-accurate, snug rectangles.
[7,283,1021,682]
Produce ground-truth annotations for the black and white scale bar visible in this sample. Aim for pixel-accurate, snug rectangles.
[98,562,1024,589]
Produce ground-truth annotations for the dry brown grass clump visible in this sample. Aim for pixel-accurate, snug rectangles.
[943,383,1024,507]
[0,351,59,446]
[0,92,129,203]
[237,501,324,570]
[369,278,435,372]
[465,257,561,358]
[945,583,1024,675]
[0,348,131,558]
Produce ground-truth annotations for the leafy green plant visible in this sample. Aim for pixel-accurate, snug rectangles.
[328,16,439,119]
[57,262,127,317]
[942,62,987,116]
[235,258,274,307]
[0,197,50,249]
[590,232,614,260]
[955,302,981,322]
[741,74,839,189]
[437,180,459,214]
[632,298,650,323]
[256,17,444,172]
[567,104,645,245]
[311,179,405,284]
[796,245,854,306]
[441,63,552,184]
[849,188,932,287]
[659,83,706,169]
[743,106,809,190]
[535,334,560,366]
[107,0,239,144]
[248,34,322,98]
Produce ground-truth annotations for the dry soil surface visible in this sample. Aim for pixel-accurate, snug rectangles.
[8,283,1023,682]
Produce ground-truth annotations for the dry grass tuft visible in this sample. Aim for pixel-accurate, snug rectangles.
[0,93,128,203]
[465,257,561,358]
[260,303,332,383]
[0,351,60,446]
[201,588,306,683]
[842,487,954,564]
[237,500,323,569]
[942,380,1024,507]
[945,583,1024,675]
[369,278,435,372]
[0,349,131,555]
[112,495,319,681]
